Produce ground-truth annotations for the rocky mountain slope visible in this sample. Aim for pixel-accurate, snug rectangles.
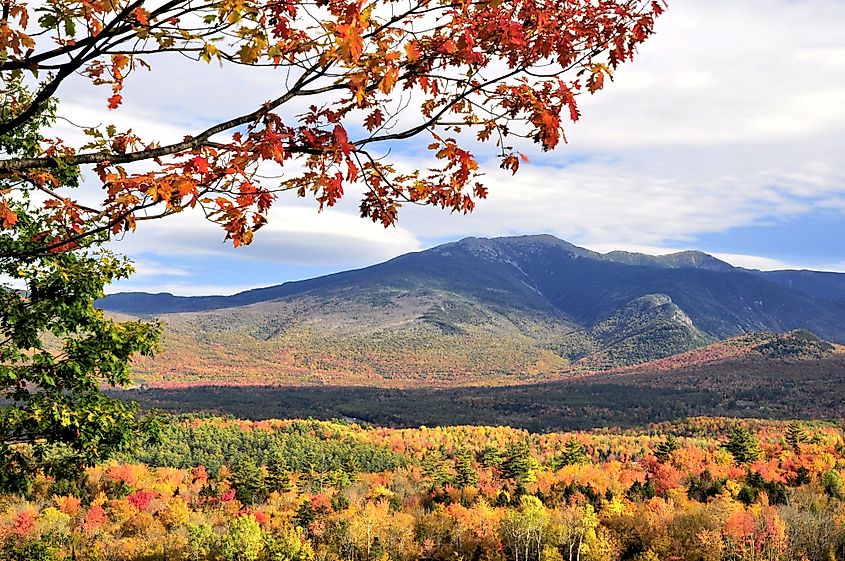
[100,235,845,387]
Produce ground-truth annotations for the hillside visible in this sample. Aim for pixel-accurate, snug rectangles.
[102,235,845,387]
[122,334,845,430]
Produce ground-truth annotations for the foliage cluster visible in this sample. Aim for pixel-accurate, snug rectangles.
[2,417,845,561]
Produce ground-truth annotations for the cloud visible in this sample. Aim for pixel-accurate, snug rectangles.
[107,201,422,268]
[41,0,845,293]
[581,243,843,272]
[105,280,260,296]
[129,259,192,278]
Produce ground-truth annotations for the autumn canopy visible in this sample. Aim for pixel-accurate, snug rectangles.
[0,0,663,253]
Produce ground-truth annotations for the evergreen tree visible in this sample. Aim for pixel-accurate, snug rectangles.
[231,458,267,505]
[478,445,503,468]
[627,478,656,501]
[822,470,844,500]
[500,441,536,484]
[422,450,452,488]
[723,426,762,465]
[454,449,479,488]
[266,448,292,494]
[549,438,588,469]
[785,420,807,453]
[341,454,360,479]
[655,435,680,462]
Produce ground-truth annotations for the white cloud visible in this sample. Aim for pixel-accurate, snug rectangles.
[36,0,845,292]
[130,259,192,277]
[707,253,804,272]
[108,200,422,268]
[105,280,260,296]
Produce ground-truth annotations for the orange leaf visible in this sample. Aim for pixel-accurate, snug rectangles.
[0,204,18,229]
[133,7,150,25]
[405,41,421,62]
[364,109,384,132]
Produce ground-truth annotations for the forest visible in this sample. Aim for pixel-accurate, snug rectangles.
[2,416,845,561]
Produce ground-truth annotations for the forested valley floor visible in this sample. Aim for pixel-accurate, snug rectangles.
[3,416,845,561]
[117,350,845,431]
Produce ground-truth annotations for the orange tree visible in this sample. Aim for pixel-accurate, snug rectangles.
[0,0,664,488]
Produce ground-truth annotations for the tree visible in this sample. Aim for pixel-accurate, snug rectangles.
[0,81,163,491]
[821,470,844,500]
[723,426,762,465]
[500,496,548,561]
[222,514,265,561]
[0,0,664,254]
[266,448,293,494]
[500,440,536,486]
[549,438,589,469]
[422,449,452,489]
[785,421,807,453]
[0,252,157,488]
[655,434,679,462]
[478,445,504,469]
[231,457,268,505]
[453,448,479,489]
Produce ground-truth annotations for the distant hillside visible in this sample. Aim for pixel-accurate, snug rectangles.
[575,294,713,369]
[121,336,845,430]
[755,269,845,302]
[101,235,845,387]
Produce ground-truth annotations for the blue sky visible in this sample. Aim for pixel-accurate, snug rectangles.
[47,0,845,295]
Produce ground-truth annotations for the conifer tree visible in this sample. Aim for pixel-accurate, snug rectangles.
[723,426,763,465]
[500,441,536,484]
[342,454,361,479]
[422,450,452,488]
[655,435,680,462]
[231,458,267,505]
[785,421,807,453]
[550,438,589,470]
[478,446,504,469]
[454,449,479,489]
[266,449,292,494]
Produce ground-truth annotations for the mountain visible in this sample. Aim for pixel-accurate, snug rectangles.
[755,269,845,302]
[100,235,845,387]
[574,294,713,369]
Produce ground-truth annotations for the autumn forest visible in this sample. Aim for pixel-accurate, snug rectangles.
[3,417,845,561]
[3,0,845,558]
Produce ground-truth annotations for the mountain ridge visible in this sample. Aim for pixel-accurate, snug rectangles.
[97,235,845,388]
[100,234,845,314]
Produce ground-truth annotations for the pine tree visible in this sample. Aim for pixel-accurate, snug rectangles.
[822,470,844,500]
[549,438,588,470]
[500,441,536,484]
[341,454,360,479]
[655,435,680,462]
[422,450,452,488]
[454,449,479,488]
[723,426,763,465]
[785,421,807,453]
[266,449,292,494]
[478,446,503,468]
[231,458,267,505]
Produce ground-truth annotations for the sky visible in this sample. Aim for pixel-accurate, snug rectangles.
[53,0,845,295]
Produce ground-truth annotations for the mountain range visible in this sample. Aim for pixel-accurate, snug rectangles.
[100,235,845,388]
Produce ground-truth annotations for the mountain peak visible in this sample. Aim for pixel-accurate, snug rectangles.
[603,249,733,271]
